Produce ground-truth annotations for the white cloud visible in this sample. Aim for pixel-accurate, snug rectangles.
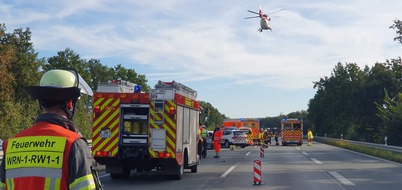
[1,0,401,117]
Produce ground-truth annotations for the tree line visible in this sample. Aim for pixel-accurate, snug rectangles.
[307,19,402,146]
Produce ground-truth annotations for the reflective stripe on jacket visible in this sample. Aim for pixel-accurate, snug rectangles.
[2,122,95,190]
[213,130,223,141]
[201,128,207,138]
[308,131,314,139]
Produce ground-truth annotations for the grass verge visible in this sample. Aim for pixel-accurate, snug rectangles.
[314,138,402,164]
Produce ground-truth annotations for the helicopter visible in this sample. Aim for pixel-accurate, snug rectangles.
[245,5,285,32]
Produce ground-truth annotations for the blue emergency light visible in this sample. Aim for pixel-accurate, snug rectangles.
[134,85,141,92]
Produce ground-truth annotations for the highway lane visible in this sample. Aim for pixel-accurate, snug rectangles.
[1,139,401,189]
[298,141,402,190]
[98,140,402,190]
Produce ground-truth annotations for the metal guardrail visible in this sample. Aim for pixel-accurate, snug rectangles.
[315,136,402,153]
[0,140,92,161]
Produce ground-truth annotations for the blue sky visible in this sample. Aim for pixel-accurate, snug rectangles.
[1,0,401,118]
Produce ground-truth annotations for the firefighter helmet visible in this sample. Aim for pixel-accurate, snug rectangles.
[25,69,81,100]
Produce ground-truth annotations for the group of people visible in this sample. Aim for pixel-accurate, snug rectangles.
[198,126,315,161]
[198,125,223,159]
[259,128,279,147]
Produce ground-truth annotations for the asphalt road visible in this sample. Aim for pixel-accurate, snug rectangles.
[98,140,402,190]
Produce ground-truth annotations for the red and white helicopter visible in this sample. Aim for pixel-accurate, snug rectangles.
[245,5,285,32]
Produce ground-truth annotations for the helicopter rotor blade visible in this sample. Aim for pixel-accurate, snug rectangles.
[244,16,260,19]
[268,8,285,15]
[247,10,260,15]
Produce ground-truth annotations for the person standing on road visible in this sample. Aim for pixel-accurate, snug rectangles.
[198,124,203,160]
[201,125,208,158]
[307,129,314,146]
[0,69,102,190]
[212,126,223,158]
[266,128,272,145]
[274,127,279,145]
[258,129,264,145]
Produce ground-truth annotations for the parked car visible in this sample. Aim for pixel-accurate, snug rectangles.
[238,127,253,145]
[221,130,249,148]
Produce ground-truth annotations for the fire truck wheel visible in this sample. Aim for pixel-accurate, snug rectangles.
[174,164,184,180]
[110,167,130,179]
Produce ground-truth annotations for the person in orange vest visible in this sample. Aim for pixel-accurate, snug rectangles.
[212,125,223,158]
[0,69,102,190]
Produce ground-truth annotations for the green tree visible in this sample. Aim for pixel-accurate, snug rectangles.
[0,24,43,139]
[376,90,402,146]
[390,19,402,44]
[199,101,226,130]
[112,64,150,92]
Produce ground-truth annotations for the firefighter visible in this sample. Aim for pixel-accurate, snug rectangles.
[198,124,203,159]
[274,127,279,145]
[258,129,264,145]
[0,69,102,190]
[201,125,208,158]
[212,126,223,158]
[265,128,272,145]
[307,129,314,146]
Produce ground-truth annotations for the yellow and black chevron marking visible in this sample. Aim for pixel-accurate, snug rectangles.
[92,96,120,157]
[246,134,253,144]
[282,130,302,141]
[149,100,177,158]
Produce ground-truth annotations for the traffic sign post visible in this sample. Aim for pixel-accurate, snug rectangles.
[260,144,264,157]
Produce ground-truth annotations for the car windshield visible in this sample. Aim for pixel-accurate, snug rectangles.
[207,132,213,137]
[240,129,251,134]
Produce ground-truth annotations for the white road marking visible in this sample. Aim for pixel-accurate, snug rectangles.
[221,165,237,178]
[295,147,301,150]
[329,171,355,186]
[245,152,251,157]
[311,158,323,165]
[301,151,309,155]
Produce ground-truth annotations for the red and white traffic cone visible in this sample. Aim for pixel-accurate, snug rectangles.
[253,160,262,185]
[260,144,264,158]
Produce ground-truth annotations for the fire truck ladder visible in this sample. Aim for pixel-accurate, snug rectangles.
[98,80,137,93]
[155,80,197,100]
